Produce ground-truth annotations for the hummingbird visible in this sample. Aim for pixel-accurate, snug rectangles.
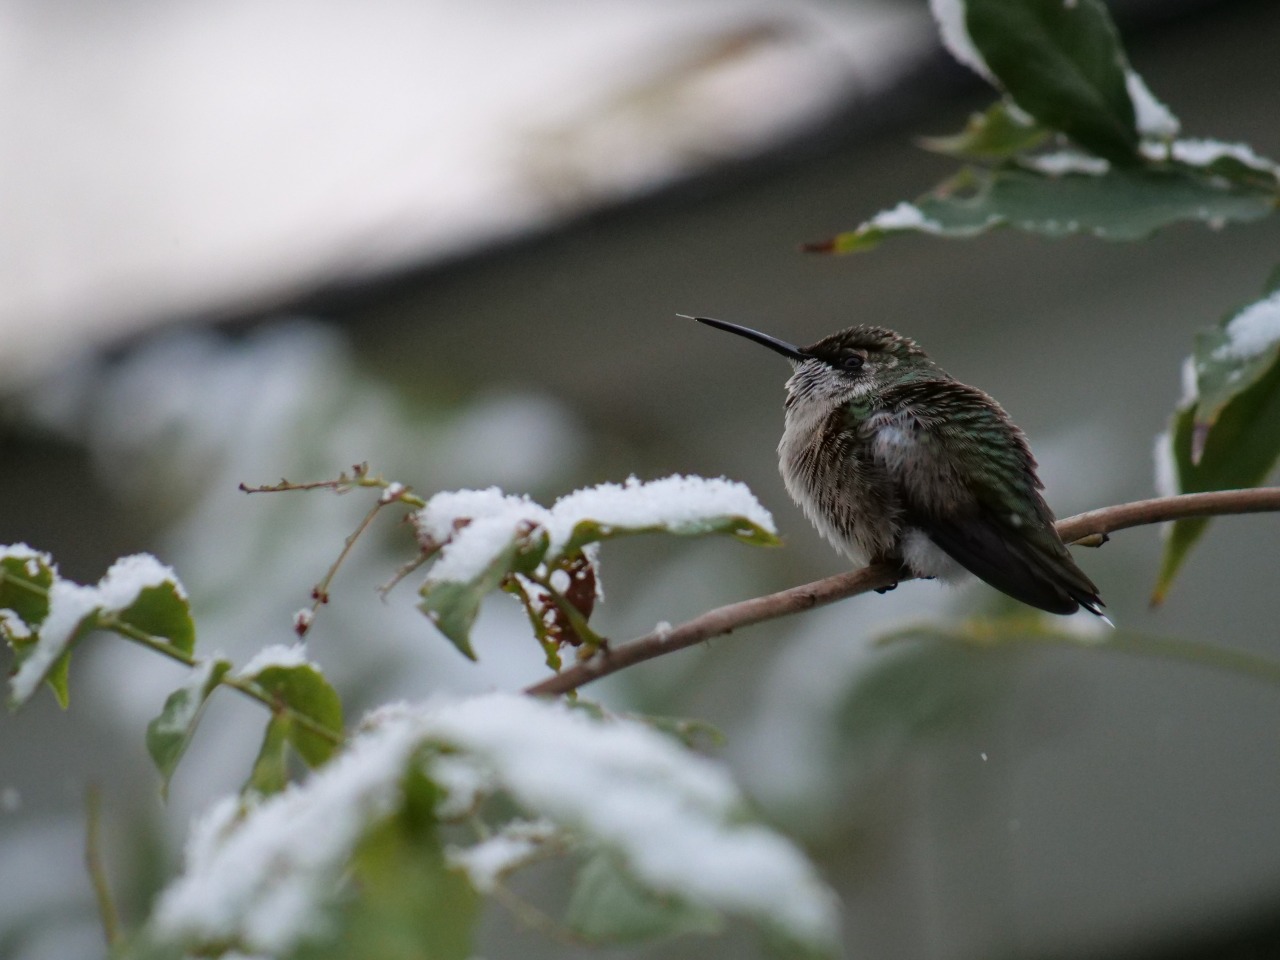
[689,315,1106,619]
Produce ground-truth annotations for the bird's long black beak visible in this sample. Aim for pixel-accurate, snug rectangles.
[681,315,808,361]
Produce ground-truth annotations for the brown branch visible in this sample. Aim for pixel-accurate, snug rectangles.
[525,487,1280,698]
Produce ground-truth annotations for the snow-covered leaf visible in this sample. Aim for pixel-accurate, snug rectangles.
[419,526,549,660]
[414,476,776,660]
[1153,286,1280,602]
[814,166,1275,253]
[963,0,1138,162]
[5,553,189,709]
[547,475,779,560]
[147,657,233,798]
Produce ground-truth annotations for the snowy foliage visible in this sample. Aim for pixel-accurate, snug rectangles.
[152,694,840,956]
[414,474,776,585]
[4,551,187,705]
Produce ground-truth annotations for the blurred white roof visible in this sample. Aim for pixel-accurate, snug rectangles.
[0,0,930,383]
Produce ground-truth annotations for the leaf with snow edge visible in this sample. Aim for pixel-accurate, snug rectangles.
[7,554,189,709]
[814,165,1275,253]
[567,853,722,945]
[242,659,345,768]
[549,475,779,560]
[419,526,549,660]
[1126,69,1179,139]
[918,100,1048,160]
[964,0,1138,163]
[557,514,778,559]
[7,581,100,709]
[1152,289,1280,603]
[147,657,232,798]
[1144,139,1280,192]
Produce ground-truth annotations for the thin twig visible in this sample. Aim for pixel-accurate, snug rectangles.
[85,785,122,949]
[239,463,427,508]
[297,498,388,636]
[525,487,1280,697]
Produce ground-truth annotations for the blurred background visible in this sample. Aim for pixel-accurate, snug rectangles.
[2,0,1280,958]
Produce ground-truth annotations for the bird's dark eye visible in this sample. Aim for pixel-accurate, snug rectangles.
[842,354,864,371]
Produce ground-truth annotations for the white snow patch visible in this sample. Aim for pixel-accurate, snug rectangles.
[1153,431,1179,500]
[928,0,994,82]
[153,714,428,953]
[236,643,314,679]
[8,553,183,704]
[1179,355,1199,407]
[154,694,838,954]
[547,475,775,550]
[1025,151,1110,176]
[447,819,557,892]
[0,611,32,641]
[431,754,495,820]
[1212,290,1280,362]
[414,488,550,584]
[868,201,942,233]
[1170,139,1275,174]
[0,543,53,575]
[1126,70,1180,139]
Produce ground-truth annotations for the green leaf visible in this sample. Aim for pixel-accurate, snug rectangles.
[247,713,292,796]
[45,650,73,709]
[419,529,549,660]
[1153,290,1280,601]
[918,100,1048,160]
[146,657,232,798]
[114,581,196,656]
[248,662,344,767]
[965,0,1137,162]
[819,165,1275,252]
[566,854,722,945]
[554,513,779,560]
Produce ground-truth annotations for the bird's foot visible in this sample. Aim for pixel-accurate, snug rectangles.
[874,582,897,595]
